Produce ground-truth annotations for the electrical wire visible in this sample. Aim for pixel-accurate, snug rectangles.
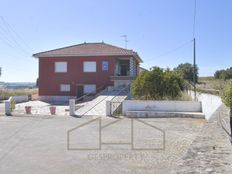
[0,16,32,56]
[0,16,33,53]
[146,40,193,62]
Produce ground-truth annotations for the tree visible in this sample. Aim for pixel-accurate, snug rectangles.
[132,67,164,99]
[222,83,232,137]
[214,67,232,80]
[174,63,198,83]
[132,67,184,100]
[163,70,185,99]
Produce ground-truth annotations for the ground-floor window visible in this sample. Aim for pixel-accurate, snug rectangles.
[60,84,70,92]
[84,84,96,94]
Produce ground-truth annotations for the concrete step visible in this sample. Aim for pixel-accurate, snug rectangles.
[126,111,205,119]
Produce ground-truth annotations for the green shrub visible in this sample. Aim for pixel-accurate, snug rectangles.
[132,67,186,100]
[222,83,232,108]
[10,98,16,111]
[222,83,232,136]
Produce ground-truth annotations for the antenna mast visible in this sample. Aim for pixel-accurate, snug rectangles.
[121,35,128,49]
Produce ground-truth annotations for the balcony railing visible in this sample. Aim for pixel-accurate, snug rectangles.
[110,76,136,81]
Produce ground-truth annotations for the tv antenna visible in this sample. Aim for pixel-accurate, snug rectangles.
[121,35,128,49]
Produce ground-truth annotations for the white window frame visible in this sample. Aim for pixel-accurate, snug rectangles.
[55,62,67,73]
[83,61,96,72]
[84,84,96,94]
[60,84,70,92]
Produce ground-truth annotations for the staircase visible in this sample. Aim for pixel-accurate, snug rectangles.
[75,86,130,116]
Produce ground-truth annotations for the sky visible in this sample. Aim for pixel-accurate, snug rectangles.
[0,0,231,82]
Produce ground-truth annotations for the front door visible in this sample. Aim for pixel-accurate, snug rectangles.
[121,65,129,76]
[77,85,84,100]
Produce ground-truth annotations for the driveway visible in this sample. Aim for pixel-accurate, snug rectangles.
[12,101,69,116]
[0,116,205,174]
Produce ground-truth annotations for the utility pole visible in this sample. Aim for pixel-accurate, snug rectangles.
[193,0,197,101]
[193,38,197,101]
[121,35,128,49]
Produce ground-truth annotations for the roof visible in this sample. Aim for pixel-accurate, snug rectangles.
[33,42,143,63]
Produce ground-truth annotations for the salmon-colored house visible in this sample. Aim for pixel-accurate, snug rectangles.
[33,42,143,102]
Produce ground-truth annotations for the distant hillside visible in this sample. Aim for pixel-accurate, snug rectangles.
[196,76,231,95]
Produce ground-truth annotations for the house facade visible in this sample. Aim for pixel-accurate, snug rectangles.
[33,42,143,102]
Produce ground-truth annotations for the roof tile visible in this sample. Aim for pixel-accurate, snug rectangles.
[33,42,142,62]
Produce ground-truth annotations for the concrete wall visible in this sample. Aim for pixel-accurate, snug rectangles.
[189,91,222,120]
[39,95,75,103]
[114,80,132,88]
[12,95,29,103]
[122,100,202,115]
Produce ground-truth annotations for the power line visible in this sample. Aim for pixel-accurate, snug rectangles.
[146,40,193,62]
[0,22,21,50]
[0,16,32,56]
[0,33,31,58]
[0,16,33,52]
[0,17,31,55]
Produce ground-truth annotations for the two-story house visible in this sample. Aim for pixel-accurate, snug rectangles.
[33,42,143,102]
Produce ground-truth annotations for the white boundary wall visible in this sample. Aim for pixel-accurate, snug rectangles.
[189,91,222,120]
[12,95,29,103]
[39,96,75,102]
[122,100,202,115]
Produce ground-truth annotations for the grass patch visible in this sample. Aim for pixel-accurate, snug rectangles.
[198,76,231,91]
[197,76,232,96]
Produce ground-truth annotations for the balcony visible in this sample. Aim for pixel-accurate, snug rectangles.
[110,76,136,81]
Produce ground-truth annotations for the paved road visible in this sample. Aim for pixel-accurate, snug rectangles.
[171,104,232,174]
[0,116,205,174]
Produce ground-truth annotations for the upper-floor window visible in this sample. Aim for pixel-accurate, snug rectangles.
[55,62,67,73]
[83,61,96,72]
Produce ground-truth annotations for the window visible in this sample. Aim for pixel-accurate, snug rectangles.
[83,61,96,72]
[55,62,67,73]
[84,84,96,94]
[60,84,70,92]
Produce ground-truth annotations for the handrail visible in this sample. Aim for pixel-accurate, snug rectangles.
[110,84,130,102]
[75,85,106,103]
[77,85,131,117]
[78,94,111,116]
